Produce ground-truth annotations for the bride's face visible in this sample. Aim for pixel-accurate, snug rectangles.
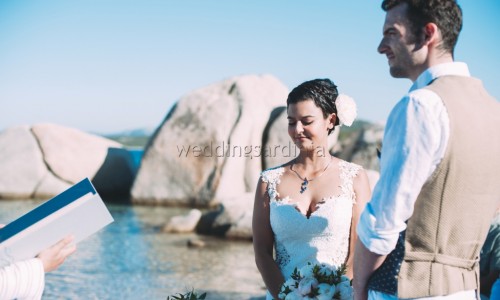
[287,99,334,150]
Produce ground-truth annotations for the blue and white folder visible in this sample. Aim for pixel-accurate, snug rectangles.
[0,178,114,267]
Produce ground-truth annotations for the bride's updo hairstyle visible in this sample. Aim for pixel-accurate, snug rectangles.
[286,78,339,135]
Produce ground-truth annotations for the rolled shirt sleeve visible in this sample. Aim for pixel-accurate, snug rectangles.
[357,89,449,255]
[0,258,45,300]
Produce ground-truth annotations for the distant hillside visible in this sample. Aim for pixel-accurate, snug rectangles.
[102,127,154,148]
[338,119,373,142]
[102,120,374,148]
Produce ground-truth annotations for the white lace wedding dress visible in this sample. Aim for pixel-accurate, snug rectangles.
[260,160,361,300]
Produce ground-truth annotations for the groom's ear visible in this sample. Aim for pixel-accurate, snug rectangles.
[422,23,439,47]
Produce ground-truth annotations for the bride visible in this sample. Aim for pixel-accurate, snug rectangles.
[252,79,371,299]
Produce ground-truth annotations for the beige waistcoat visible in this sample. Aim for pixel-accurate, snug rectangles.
[397,75,500,298]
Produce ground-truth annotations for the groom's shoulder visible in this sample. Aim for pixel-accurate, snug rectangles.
[389,88,444,121]
[406,87,442,105]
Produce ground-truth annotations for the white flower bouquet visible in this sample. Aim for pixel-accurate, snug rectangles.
[278,263,353,300]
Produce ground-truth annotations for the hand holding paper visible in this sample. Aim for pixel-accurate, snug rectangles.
[37,235,77,272]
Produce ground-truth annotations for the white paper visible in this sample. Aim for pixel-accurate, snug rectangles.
[0,178,114,267]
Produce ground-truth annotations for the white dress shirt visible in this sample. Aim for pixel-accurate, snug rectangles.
[0,258,45,300]
[357,62,476,299]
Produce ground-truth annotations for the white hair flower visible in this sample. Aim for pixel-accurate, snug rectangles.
[336,94,357,127]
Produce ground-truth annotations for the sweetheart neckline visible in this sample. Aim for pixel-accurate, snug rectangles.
[272,194,350,219]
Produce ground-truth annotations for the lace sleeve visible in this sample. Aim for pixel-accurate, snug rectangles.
[260,167,284,202]
[339,161,362,204]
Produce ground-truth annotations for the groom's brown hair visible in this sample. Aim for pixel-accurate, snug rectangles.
[381,0,463,56]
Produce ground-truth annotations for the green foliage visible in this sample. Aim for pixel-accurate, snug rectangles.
[105,135,150,148]
[166,289,207,300]
[337,119,372,142]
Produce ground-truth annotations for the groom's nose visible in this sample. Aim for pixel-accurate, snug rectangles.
[378,38,388,54]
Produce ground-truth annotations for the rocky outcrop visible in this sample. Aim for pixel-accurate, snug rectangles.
[0,123,137,200]
[33,171,73,199]
[163,209,203,233]
[195,193,254,239]
[0,126,48,198]
[334,123,384,171]
[31,123,121,184]
[131,74,288,206]
[92,147,139,199]
[261,107,294,169]
[213,193,254,239]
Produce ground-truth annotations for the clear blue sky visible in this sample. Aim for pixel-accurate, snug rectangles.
[1,0,498,134]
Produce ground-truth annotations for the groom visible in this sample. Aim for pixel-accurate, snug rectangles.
[354,0,500,299]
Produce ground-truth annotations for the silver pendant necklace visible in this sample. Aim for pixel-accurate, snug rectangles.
[290,156,333,194]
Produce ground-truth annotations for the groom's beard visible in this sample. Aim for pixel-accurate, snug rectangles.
[389,40,427,79]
